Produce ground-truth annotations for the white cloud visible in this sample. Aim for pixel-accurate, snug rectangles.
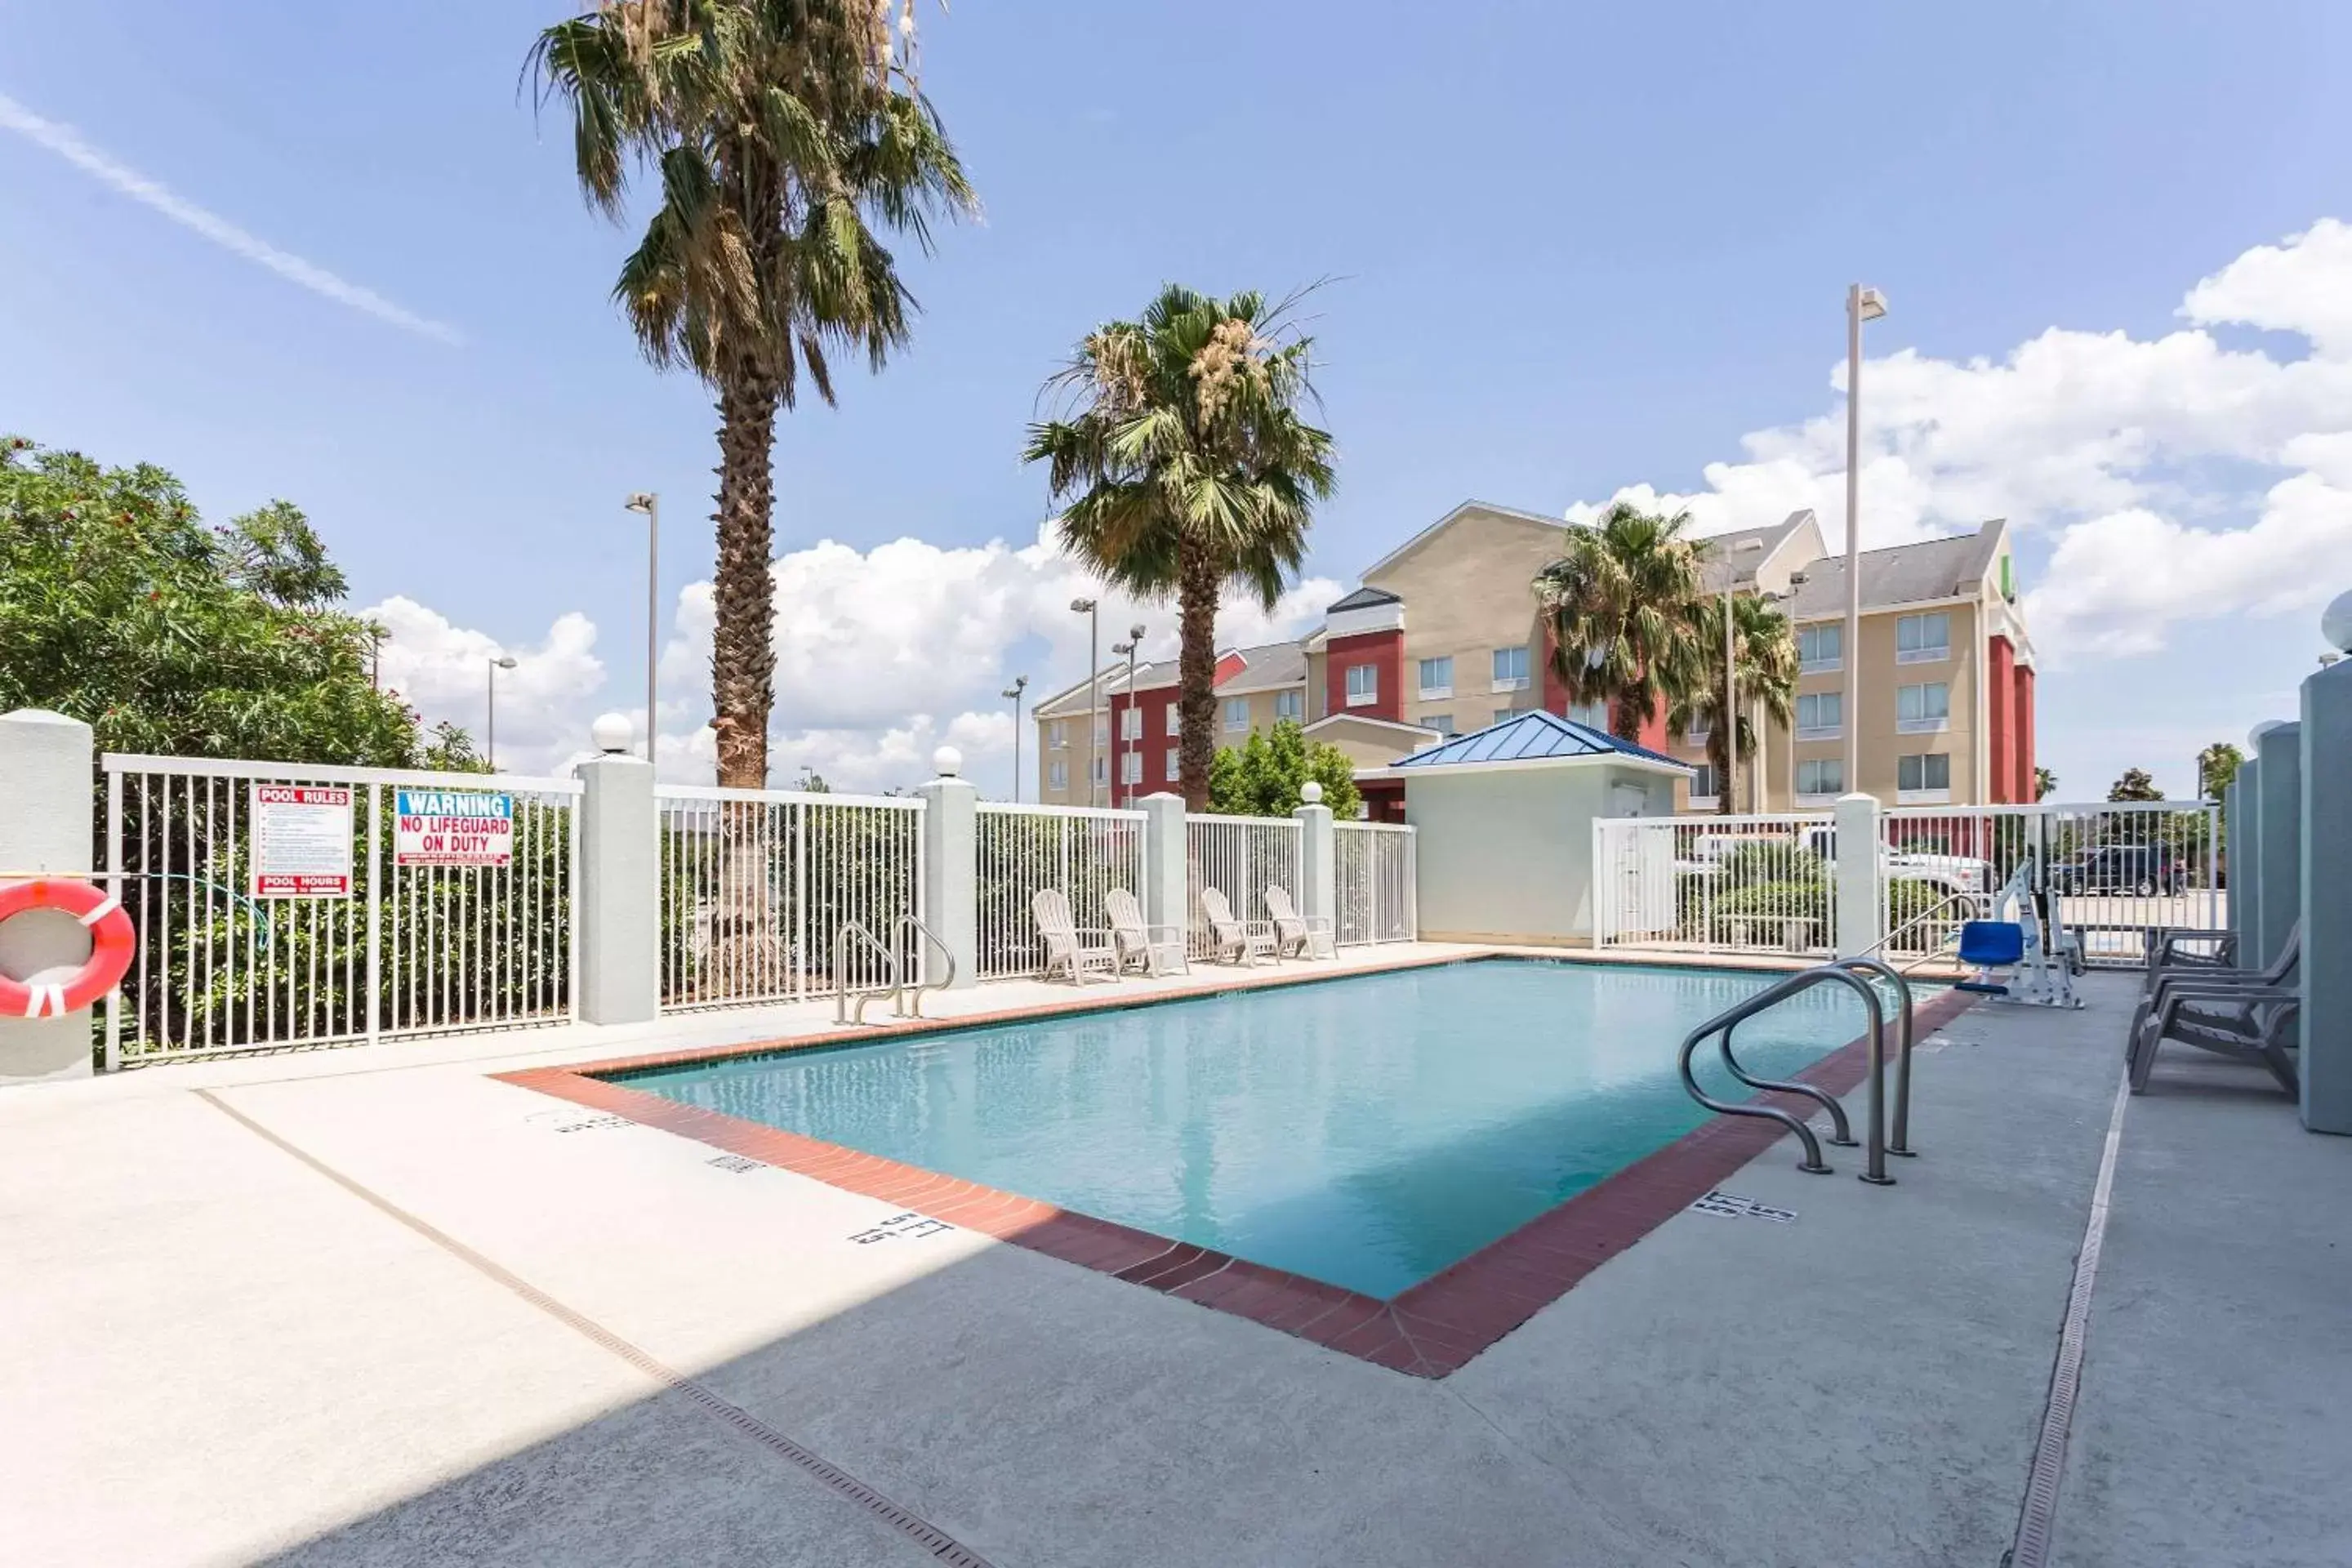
[362,595,606,773]
[0,89,463,345]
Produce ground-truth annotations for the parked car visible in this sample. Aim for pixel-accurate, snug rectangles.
[2049,844,2185,896]
[1795,826,1991,898]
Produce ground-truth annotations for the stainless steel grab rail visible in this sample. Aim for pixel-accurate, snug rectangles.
[1833,956,1918,1159]
[1677,961,1903,1184]
[893,915,956,1018]
[833,920,902,1026]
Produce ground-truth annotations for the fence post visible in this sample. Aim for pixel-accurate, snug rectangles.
[1295,786,1336,938]
[2234,756,2263,960]
[576,715,658,1026]
[2223,775,2244,946]
[915,749,977,991]
[1140,791,1187,944]
[2256,723,2301,973]
[0,710,98,1084]
[2301,666,2352,1134]
[1834,791,1882,959]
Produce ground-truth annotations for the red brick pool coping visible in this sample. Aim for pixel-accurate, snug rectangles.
[497,960,1975,1379]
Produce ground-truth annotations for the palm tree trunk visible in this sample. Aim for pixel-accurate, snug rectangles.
[1709,721,1732,817]
[712,367,779,788]
[1611,691,1647,746]
[1176,545,1220,810]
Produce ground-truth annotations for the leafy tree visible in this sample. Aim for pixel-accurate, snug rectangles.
[532,1,973,787]
[2035,765,2058,801]
[2196,742,2243,802]
[1207,720,1361,819]
[0,437,454,765]
[2107,766,2163,803]
[1535,502,1704,744]
[1026,284,1337,808]
[1667,591,1799,815]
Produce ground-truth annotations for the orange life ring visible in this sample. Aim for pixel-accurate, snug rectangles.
[0,879,136,1018]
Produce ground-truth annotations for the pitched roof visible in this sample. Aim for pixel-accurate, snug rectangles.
[1028,639,1307,716]
[1356,499,1566,583]
[1392,709,1690,772]
[1782,520,2007,619]
[1325,585,1401,612]
[1214,639,1310,694]
[1693,510,1815,594]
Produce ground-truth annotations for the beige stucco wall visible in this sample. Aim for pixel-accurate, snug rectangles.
[1307,715,1436,769]
[1406,762,1675,946]
[1368,507,1567,737]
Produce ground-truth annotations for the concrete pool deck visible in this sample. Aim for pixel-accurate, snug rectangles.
[3,949,2345,1565]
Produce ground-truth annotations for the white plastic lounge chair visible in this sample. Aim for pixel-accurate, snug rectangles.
[1104,887,1187,977]
[1263,885,1335,960]
[1197,886,1278,966]
[1031,887,1120,985]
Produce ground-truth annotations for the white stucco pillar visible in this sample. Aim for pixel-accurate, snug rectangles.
[915,751,977,990]
[576,715,658,1026]
[1140,792,1188,942]
[1833,791,1882,960]
[1294,787,1337,936]
[2301,669,2351,1134]
[0,710,98,1084]
[2256,723,2301,973]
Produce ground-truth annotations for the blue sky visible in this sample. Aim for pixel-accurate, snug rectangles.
[7,1,2352,794]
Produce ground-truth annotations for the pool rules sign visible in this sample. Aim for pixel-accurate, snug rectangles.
[394,789,515,870]
[249,785,354,898]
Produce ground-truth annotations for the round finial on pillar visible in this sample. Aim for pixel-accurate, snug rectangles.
[933,745,962,777]
[1301,781,1324,804]
[2249,719,2284,750]
[591,713,635,755]
[2323,589,2352,654]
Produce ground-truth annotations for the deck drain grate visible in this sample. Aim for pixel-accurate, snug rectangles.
[1690,1189,1796,1223]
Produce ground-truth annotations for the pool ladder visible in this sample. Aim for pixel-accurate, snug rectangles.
[1676,957,1918,1185]
[833,916,956,1026]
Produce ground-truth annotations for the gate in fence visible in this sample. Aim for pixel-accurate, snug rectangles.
[1591,813,1837,958]
[102,755,581,1067]
[1185,814,1302,956]
[974,803,1147,979]
[1334,821,1417,946]
[655,786,924,1010]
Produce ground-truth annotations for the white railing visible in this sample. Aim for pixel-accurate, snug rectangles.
[1185,814,1303,956]
[2027,800,2222,967]
[974,802,1147,980]
[1335,821,1417,945]
[1592,812,1837,957]
[100,755,581,1067]
[656,786,924,1010]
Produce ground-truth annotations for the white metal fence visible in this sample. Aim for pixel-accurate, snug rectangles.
[974,803,1147,979]
[1334,821,1417,946]
[1185,814,1303,956]
[101,755,580,1067]
[656,786,924,1010]
[1592,813,1838,958]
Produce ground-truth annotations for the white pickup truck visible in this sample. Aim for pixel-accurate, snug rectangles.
[1795,825,1990,897]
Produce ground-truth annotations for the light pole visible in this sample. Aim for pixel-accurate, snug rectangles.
[1720,584,1736,815]
[623,492,659,761]
[1001,675,1028,802]
[1071,596,1099,806]
[368,626,387,691]
[485,655,518,770]
[1844,283,1886,799]
[1110,626,1143,806]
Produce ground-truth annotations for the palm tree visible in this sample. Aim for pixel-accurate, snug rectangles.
[531,0,973,786]
[1535,502,1704,745]
[1667,593,1799,815]
[1024,285,1335,809]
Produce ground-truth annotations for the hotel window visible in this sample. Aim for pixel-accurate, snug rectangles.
[1685,716,1712,745]
[1345,664,1379,706]
[1690,763,1719,802]
[1223,697,1250,731]
[1093,755,1107,786]
[1165,751,1180,782]
[1896,612,1951,665]
[1165,705,1180,737]
[1491,644,1530,693]
[1796,758,1844,798]
[1898,752,1951,800]
[1048,760,1068,791]
[1493,706,1526,725]
[1897,680,1951,733]
[1121,752,1142,786]
[1796,690,1842,740]
[1120,707,1141,741]
[1047,720,1067,751]
[1275,688,1303,722]
[1797,623,1842,672]
[1418,656,1454,698]
[1566,698,1608,730]
[1420,713,1455,736]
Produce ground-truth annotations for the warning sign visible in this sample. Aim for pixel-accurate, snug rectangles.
[250,785,354,898]
[394,789,514,869]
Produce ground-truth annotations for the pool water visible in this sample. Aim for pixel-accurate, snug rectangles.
[619,960,1904,1299]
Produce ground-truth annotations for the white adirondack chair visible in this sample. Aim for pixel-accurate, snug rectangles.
[1198,886,1278,966]
[1104,887,1187,977]
[1263,885,1335,960]
[1031,887,1120,984]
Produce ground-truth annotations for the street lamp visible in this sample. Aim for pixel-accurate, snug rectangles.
[1111,625,1143,807]
[485,655,518,770]
[1001,675,1028,802]
[1071,597,1099,806]
[1844,283,1886,799]
[623,492,659,761]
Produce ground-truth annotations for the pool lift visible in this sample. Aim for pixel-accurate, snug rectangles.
[1954,853,2082,1009]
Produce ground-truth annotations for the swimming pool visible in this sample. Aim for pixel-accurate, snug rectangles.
[616,959,1911,1299]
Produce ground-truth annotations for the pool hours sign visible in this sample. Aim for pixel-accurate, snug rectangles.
[394,789,515,869]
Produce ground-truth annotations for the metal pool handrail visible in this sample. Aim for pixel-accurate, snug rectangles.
[833,921,902,1027]
[1677,962,1898,1184]
[893,915,955,1018]
[1833,956,1918,1159]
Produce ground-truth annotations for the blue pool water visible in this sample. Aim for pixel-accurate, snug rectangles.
[619,960,1907,1298]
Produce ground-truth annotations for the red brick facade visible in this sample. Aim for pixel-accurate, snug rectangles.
[1325,629,1404,724]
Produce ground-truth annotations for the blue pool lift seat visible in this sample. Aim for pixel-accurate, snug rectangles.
[1956,920,2026,994]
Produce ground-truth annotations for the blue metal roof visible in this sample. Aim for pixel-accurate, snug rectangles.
[1392,709,1691,771]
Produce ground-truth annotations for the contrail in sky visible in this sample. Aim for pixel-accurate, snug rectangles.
[0,88,464,345]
